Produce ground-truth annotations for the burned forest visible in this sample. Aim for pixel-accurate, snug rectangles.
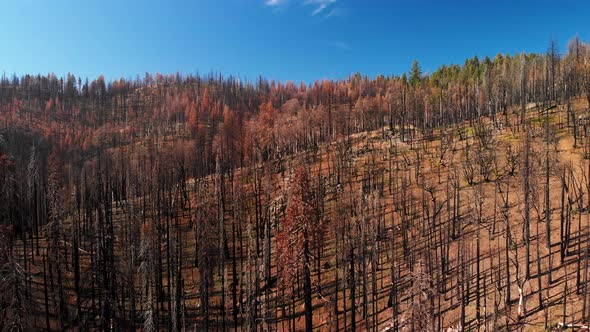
[4,37,590,331]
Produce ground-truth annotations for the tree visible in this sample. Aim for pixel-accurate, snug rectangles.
[548,39,559,102]
[0,255,29,331]
[187,101,198,136]
[410,60,422,87]
[278,165,324,332]
[194,184,218,331]
[523,126,531,280]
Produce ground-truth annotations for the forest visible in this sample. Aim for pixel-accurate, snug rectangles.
[2,37,590,331]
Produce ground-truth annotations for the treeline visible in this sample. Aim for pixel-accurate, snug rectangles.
[1,37,590,330]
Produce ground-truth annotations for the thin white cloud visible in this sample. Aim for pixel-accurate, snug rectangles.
[265,0,284,6]
[264,0,340,18]
[325,7,346,18]
[307,0,336,16]
[311,5,324,15]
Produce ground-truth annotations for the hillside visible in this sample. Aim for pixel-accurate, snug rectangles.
[2,97,590,331]
[3,43,590,331]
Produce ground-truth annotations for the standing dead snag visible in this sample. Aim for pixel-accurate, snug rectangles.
[0,225,28,331]
[523,125,531,280]
[0,225,14,268]
[544,107,553,285]
[194,184,218,331]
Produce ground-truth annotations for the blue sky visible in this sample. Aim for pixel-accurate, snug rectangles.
[1,0,589,83]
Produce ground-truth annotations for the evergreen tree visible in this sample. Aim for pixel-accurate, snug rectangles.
[410,60,422,86]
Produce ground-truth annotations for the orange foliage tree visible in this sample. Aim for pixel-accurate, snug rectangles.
[278,165,323,332]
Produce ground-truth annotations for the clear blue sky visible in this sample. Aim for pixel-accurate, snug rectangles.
[1,0,589,83]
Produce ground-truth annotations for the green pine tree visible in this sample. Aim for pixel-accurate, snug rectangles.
[409,59,422,86]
